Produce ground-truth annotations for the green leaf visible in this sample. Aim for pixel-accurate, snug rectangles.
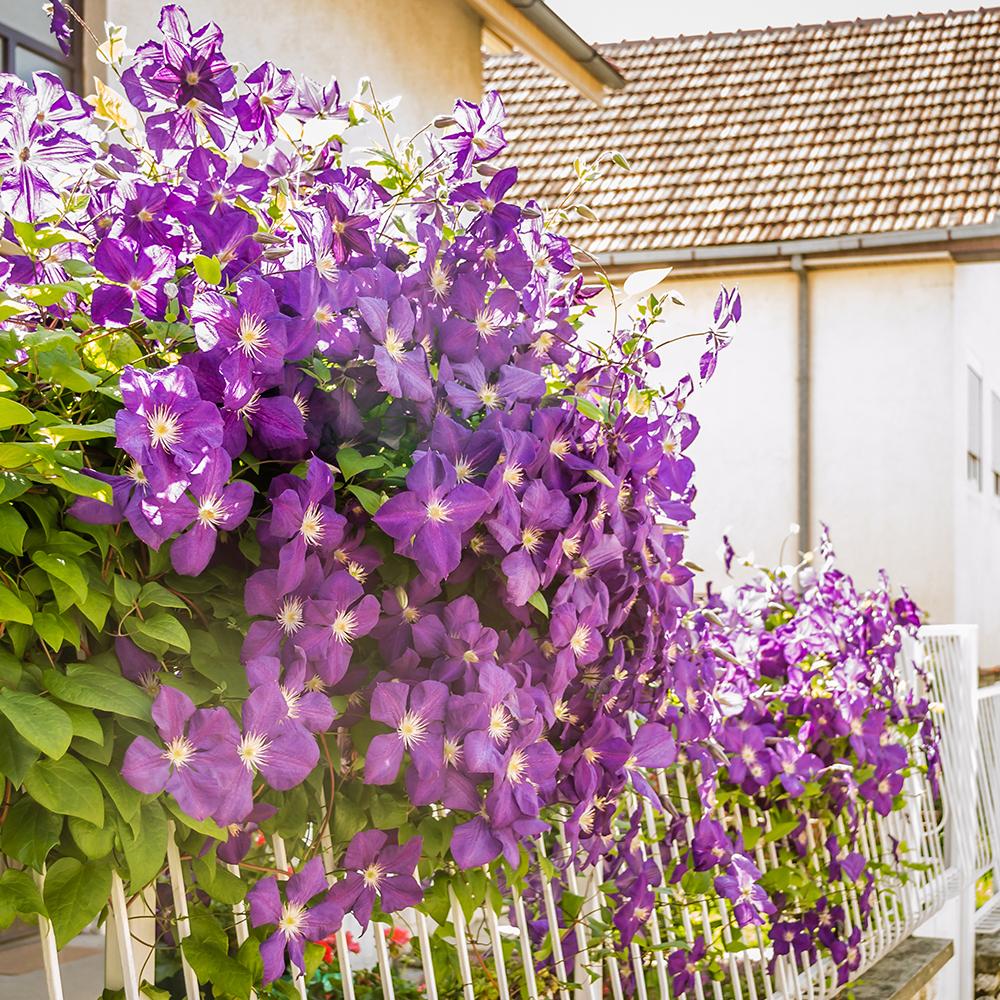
[121,802,168,891]
[0,868,46,919]
[204,865,246,905]
[33,611,65,650]
[347,485,382,515]
[130,611,190,652]
[68,816,116,859]
[138,582,188,610]
[527,591,549,617]
[77,587,112,630]
[113,576,142,607]
[193,254,222,285]
[90,763,142,829]
[184,912,252,999]
[0,505,28,554]
[0,397,35,429]
[42,665,152,720]
[36,419,116,444]
[43,858,111,949]
[0,715,40,784]
[0,471,31,503]
[0,650,21,687]
[0,690,73,759]
[33,551,88,600]
[164,798,227,840]
[337,448,385,480]
[24,755,105,826]
[60,702,104,745]
[0,584,33,624]
[0,797,62,870]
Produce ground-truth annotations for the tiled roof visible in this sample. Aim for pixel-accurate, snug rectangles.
[483,8,1000,255]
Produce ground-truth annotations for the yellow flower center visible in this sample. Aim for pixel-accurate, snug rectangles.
[276,595,305,635]
[506,747,529,783]
[197,494,225,527]
[429,261,451,298]
[478,383,501,409]
[362,862,386,889]
[300,503,325,545]
[330,608,359,643]
[397,710,427,749]
[237,731,270,772]
[383,328,406,362]
[569,624,592,656]
[146,405,181,450]
[488,705,513,742]
[425,498,452,523]
[501,463,524,488]
[474,310,496,338]
[237,314,269,359]
[278,901,307,938]
[162,735,195,768]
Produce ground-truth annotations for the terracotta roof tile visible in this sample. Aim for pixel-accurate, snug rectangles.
[484,8,1000,254]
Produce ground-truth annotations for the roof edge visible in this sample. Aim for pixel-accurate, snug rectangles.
[468,0,625,103]
[595,221,1000,267]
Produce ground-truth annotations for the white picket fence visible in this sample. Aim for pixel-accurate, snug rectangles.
[15,624,985,1000]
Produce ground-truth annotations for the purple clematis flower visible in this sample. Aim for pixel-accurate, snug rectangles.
[667,936,707,997]
[46,1,74,56]
[122,686,246,824]
[217,801,277,865]
[245,652,335,734]
[365,680,448,785]
[329,831,423,928]
[320,185,375,263]
[115,365,225,500]
[441,91,506,178]
[0,116,93,219]
[374,452,493,584]
[859,763,904,816]
[170,454,254,576]
[236,62,296,142]
[234,681,319,795]
[714,854,775,927]
[773,740,822,797]
[830,926,863,985]
[191,276,288,404]
[242,558,323,661]
[91,237,175,327]
[248,857,343,985]
[266,458,347,591]
[298,571,380,685]
[115,635,161,692]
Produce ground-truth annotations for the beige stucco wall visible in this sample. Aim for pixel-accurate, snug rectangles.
[83,0,483,134]
[810,262,956,628]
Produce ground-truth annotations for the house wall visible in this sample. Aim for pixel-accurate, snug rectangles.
[83,0,483,133]
[601,259,977,652]
[952,261,1000,664]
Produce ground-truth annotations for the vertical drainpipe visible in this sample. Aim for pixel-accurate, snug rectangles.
[791,254,811,555]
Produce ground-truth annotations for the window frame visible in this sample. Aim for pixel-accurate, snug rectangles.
[0,1,83,92]
[968,365,983,491]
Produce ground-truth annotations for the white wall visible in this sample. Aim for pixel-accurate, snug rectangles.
[952,261,1000,665]
[627,261,968,642]
[810,262,956,625]
[85,0,484,134]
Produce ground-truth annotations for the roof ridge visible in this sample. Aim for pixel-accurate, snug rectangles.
[583,5,1000,50]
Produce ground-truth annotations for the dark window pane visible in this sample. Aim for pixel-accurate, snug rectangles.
[0,1,54,43]
[14,45,72,86]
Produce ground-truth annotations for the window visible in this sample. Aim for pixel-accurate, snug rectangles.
[0,1,81,90]
[992,392,1000,497]
[968,367,983,489]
